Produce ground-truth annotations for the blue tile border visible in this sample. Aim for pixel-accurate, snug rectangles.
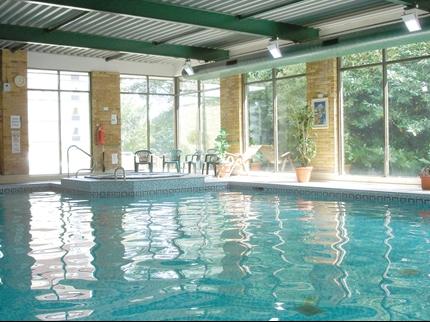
[0,183,59,194]
[1,180,430,205]
[228,182,430,205]
[57,184,229,199]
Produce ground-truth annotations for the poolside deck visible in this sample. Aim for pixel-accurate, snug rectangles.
[208,173,428,195]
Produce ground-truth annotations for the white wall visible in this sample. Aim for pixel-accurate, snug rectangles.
[28,51,182,76]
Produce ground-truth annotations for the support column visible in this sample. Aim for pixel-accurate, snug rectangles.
[91,71,121,172]
[220,75,243,154]
[0,49,29,175]
[307,59,338,174]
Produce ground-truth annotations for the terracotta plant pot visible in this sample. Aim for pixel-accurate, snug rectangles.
[420,175,430,190]
[250,162,262,171]
[295,166,313,183]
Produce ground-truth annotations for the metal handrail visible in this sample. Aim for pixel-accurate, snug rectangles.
[67,145,96,178]
[114,166,126,181]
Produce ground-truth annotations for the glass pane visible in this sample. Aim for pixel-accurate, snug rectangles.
[149,95,175,158]
[247,81,274,171]
[275,63,306,78]
[121,94,148,171]
[246,69,272,83]
[277,76,307,172]
[343,66,384,175]
[342,50,382,68]
[388,59,430,176]
[120,75,147,93]
[60,71,89,91]
[201,89,220,151]
[28,91,60,174]
[60,92,91,174]
[149,77,174,94]
[387,41,430,61]
[179,93,200,156]
[201,79,220,91]
[27,69,58,90]
[180,80,198,94]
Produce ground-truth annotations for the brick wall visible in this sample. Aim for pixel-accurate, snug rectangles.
[220,75,243,154]
[0,49,29,175]
[307,59,338,174]
[91,71,121,172]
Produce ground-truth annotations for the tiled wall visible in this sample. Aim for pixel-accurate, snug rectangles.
[307,59,338,174]
[91,71,121,172]
[0,49,29,175]
[220,74,243,154]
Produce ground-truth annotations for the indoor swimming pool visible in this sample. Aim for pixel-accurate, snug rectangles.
[0,190,429,321]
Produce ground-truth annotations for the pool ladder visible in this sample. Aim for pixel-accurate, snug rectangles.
[67,145,97,178]
[114,166,126,181]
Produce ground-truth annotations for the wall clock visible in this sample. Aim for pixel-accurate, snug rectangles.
[14,75,26,88]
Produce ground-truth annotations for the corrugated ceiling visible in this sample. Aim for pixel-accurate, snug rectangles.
[0,0,408,65]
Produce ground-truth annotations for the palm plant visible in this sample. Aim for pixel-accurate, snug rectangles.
[290,105,316,167]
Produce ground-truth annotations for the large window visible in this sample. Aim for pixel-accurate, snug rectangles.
[178,80,199,156]
[341,42,430,177]
[27,69,90,175]
[342,63,384,176]
[277,65,307,171]
[245,64,307,172]
[120,75,175,170]
[178,79,220,155]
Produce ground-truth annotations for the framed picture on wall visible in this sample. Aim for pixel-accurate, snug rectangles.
[311,98,329,128]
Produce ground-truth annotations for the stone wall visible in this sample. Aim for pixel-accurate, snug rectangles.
[220,75,243,154]
[90,71,121,172]
[0,49,29,175]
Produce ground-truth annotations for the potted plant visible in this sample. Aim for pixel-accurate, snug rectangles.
[290,105,317,183]
[420,166,430,190]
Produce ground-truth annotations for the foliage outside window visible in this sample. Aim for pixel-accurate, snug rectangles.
[178,79,221,156]
[342,50,382,68]
[277,76,307,170]
[245,63,307,172]
[342,66,384,176]
[120,75,175,169]
[342,40,430,177]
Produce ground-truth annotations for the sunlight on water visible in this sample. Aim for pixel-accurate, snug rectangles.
[0,190,429,321]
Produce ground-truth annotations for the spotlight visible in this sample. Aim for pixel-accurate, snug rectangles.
[402,8,421,32]
[182,59,194,76]
[267,38,282,59]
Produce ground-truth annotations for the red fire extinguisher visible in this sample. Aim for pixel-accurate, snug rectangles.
[96,124,105,145]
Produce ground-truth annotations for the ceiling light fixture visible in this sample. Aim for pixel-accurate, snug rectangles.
[183,59,194,76]
[402,8,422,32]
[267,38,282,59]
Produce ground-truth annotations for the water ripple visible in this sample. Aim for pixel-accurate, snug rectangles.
[0,191,428,320]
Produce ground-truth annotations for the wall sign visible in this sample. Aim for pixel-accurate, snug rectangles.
[10,115,21,129]
[11,130,20,154]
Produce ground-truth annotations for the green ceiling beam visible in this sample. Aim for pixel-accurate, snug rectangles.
[28,0,319,42]
[0,24,229,61]
[189,16,430,80]
[385,0,430,11]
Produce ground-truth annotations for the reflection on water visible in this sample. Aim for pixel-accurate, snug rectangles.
[0,191,429,321]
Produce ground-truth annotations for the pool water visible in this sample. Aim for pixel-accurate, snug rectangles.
[0,190,429,321]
